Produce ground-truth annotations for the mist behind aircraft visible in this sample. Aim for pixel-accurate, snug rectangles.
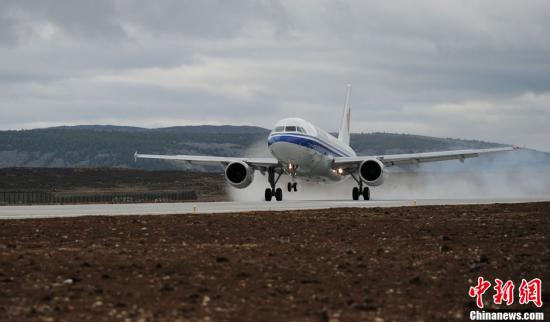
[229,141,550,201]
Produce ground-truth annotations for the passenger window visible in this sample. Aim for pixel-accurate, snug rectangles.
[285,126,297,132]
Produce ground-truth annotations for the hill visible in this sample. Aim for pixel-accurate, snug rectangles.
[0,125,548,170]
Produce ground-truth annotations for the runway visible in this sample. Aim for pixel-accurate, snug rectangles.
[1,197,548,219]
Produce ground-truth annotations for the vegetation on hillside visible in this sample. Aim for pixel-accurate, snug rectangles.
[0,125,541,170]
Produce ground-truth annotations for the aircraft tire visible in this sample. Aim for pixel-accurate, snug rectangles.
[352,187,359,200]
[275,188,283,201]
[287,182,292,192]
[363,187,370,200]
[265,188,273,201]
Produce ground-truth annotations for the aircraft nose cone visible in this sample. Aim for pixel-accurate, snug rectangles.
[268,135,305,162]
[267,135,275,147]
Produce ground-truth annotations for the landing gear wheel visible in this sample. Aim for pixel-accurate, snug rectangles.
[350,172,369,201]
[265,167,283,201]
[363,187,370,200]
[275,188,283,201]
[288,182,298,192]
[352,187,359,200]
[265,188,272,201]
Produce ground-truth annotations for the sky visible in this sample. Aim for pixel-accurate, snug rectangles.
[0,0,549,151]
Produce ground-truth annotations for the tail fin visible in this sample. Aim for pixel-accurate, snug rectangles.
[338,84,352,145]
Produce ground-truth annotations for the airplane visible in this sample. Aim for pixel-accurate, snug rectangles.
[135,85,517,201]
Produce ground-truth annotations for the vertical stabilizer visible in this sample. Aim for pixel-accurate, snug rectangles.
[338,84,352,145]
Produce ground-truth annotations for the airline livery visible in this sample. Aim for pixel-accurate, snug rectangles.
[136,85,516,201]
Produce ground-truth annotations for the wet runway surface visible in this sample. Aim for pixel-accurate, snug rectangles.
[1,197,549,219]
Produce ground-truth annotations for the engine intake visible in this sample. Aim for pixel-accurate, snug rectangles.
[359,159,385,186]
[225,161,254,189]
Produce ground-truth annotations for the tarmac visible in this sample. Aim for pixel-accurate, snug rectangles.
[1,197,549,219]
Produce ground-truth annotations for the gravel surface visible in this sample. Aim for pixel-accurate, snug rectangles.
[0,202,548,321]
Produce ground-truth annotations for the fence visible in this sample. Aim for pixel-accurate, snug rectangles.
[0,190,196,205]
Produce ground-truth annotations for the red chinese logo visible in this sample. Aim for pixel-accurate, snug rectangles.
[493,279,514,305]
[469,277,492,308]
[469,277,543,309]
[519,278,542,308]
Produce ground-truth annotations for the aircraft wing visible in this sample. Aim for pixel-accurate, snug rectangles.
[134,152,279,170]
[333,146,517,168]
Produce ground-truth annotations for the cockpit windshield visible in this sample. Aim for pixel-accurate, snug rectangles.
[273,125,307,134]
[286,126,306,133]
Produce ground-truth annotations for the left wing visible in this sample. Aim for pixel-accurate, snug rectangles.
[134,152,279,170]
[334,146,518,168]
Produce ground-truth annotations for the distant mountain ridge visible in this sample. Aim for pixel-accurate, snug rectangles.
[0,125,548,170]
[52,125,269,134]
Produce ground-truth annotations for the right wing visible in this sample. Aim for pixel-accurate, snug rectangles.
[134,152,279,170]
[334,146,517,169]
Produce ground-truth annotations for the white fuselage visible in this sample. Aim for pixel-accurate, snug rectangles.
[267,118,356,182]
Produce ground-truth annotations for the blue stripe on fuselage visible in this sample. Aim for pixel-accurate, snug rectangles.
[268,133,351,157]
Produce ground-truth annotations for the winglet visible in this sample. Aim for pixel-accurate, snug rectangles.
[134,151,138,162]
[338,84,352,145]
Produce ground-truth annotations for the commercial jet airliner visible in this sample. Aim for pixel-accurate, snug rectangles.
[135,85,516,201]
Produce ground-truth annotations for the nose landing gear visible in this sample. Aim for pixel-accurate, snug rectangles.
[287,182,298,192]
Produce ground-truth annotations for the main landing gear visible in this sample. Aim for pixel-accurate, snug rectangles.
[350,173,370,201]
[287,182,298,192]
[265,167,284,201]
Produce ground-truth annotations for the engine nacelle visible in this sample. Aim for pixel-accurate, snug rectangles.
[359,159,386,186]
[225,161,254,189]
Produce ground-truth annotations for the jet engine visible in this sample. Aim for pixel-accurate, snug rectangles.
[359,159,386,186]
[225,161,254,189]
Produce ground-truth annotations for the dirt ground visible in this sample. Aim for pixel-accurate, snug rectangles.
[0,168,227,201]
[0,202,548,321]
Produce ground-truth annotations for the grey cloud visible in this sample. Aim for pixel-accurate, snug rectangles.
[0,0,549,151]
[118,0,290,39]
[0,10,18,45]
[0,0,290,45]
[0,0,124,44]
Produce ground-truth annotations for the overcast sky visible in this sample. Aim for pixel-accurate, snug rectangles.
[1,0,549,150]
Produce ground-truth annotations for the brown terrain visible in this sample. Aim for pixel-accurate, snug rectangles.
[0,202,548,321]
[0,168,228,202]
